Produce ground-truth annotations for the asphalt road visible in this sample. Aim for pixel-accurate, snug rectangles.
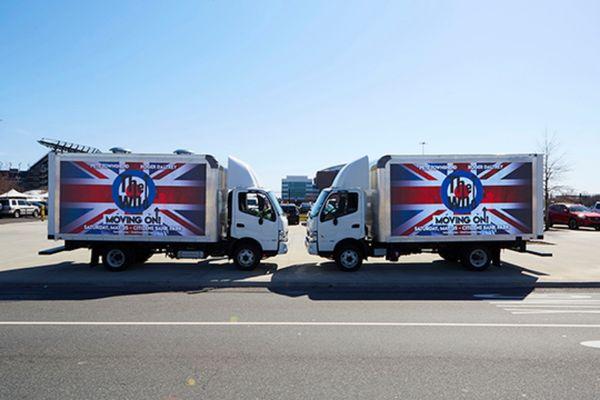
[2,288,600,399]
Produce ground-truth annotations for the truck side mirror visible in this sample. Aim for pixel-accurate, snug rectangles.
[333,217,338,226]
[259,217,264,225]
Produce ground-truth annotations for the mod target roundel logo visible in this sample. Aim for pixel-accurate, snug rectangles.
[440,170,483,214]
[112,170,156,214]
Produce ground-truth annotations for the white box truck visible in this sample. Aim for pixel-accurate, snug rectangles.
[306,154,545,271]
[42,152,288,271]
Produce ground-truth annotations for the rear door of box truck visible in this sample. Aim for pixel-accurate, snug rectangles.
[375,154,543,243]
[48,153,219,243]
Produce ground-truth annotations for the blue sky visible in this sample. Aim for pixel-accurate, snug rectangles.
[1,0,598,194]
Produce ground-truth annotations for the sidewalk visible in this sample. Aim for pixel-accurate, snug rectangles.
[1,222,599,292]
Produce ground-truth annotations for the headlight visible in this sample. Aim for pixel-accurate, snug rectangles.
[278,230,288,242]
[578,214,587,219]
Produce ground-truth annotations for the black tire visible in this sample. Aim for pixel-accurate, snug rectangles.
[102,247,132,272]
[438,249,460,263]
[546,219,553,228]
[461,247,491,271]
[13,210,20,218]
[232,242,261,271]
[32,209,40,218]
[568,219,579,230]
[334,243,363,272]
[595,226,600,231]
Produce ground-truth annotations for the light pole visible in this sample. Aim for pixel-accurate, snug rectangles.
[419,141,427,155]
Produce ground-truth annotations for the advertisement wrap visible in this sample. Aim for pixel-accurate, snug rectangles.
[390,161,533,237]
[59,160,206,237]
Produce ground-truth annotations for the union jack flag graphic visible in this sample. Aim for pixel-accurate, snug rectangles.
[390,161,533,237]
[59,160,206,237]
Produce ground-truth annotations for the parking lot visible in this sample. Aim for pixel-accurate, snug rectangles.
[0,220,599,292]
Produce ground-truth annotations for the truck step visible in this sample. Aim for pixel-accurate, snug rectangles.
[38,245,66,255]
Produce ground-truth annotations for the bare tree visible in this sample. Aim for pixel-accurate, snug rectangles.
[0,174,15,194]
[539,131,570,210]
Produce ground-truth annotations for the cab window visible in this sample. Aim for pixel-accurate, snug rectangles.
[239,192,276,221]
[320,191,358,222]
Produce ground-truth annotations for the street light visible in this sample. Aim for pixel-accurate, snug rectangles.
[419,141,427,155]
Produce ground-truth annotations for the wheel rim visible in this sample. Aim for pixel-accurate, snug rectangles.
[469,249,488,268]
[237,248,255,267]
[14,211,20,218]
[340,249,359,269]
[107,249,126,268]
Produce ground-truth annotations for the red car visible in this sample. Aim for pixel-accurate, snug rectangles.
[547,203,600,230]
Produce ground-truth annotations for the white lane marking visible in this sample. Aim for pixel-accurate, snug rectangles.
[489,293,600,315]
[522,293,594,297]
[490,300,600,304]
[495,305,600,308]
[580,341,600,349]
[0,321,600,328]
[506,309,600,315]
[473,294,522,299]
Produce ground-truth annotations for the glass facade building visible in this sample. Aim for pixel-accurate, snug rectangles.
[281,175,318,203]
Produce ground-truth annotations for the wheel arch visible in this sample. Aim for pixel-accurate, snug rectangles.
[333,238,367,259]
[229,237,263,257]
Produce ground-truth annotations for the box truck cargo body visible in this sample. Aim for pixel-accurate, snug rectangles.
[44,152,288,271]
[305,154,544,271]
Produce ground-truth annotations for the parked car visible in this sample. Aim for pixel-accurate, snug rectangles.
[299,202,312,214]
[0,198,40,218]
[591,202,600,214]
[547,203,600,230]
[281,204,300,225]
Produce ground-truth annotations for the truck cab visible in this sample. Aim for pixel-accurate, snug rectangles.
[229,188,288,263]
[226,157,288,269]
[306,157,369,271]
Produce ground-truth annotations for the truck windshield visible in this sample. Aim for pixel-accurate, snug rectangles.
[267,191,284,216]
[309,189,331,218]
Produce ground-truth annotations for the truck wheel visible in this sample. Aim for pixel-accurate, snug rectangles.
[568,219,579,230]
[102,248,131,272]
[32,209,40,218]
[233,243,261,271]
[334,243,363,272]
[13,210,20,218]
[438,249,460,263]
[461,247,491,271]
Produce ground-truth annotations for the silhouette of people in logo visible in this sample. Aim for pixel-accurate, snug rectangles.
[449,177,474,209]
[121,176,147,208]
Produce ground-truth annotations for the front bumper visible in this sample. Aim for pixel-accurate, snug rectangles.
[278,242,288,255]
[580,218,600,228]
[304,236,318,255]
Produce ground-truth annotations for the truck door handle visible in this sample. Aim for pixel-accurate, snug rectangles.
[236,223,245,228]
[351,224,360,229]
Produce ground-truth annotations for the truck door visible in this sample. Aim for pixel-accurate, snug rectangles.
[317,190,363,253]
[231,190,279,252]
